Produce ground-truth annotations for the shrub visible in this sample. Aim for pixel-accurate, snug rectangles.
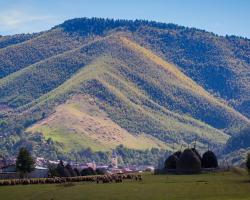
[65,164,77,177]
[74,168,80,176]
[96,168,106,175]
[48,163,60,177]
[81,167,96,176]
[56,160,71,177]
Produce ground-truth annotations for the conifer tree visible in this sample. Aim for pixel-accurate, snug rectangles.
[16,147,35,178]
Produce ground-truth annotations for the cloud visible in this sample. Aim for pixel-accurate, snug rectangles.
[0,8,59,34]
[0,9,50,27]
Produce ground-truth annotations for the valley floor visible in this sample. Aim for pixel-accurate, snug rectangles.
[0,172,250,200]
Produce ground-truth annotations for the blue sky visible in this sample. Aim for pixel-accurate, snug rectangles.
[0,0,249,38]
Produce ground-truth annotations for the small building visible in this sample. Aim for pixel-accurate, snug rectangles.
[1,164,16,173]
[36,157,48,167]
[0,164,18,179]
[28,166,48,178]
[144,166,155,172]
[111,151,118,168]
[79,162,96,170]
[122,167,133,173]
[0,156,7,169]
[0,165,48,179]
[109,168,123,174]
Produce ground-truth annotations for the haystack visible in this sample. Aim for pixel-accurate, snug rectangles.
[164,154,179,169]
[173,151,182,158]
[191,148,202,161]
[177,148,201,174]
[201,150,218,168]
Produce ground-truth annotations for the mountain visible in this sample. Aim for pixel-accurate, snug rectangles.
[0,18,249,163]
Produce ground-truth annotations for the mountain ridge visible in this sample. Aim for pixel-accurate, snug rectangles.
[0,18,249,163]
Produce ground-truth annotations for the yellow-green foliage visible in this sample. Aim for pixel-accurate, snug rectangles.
[1,32,250,154]
[26,51,230,151]
[0,29,89,79]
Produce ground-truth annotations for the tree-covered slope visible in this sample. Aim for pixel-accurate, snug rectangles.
[1,34,249,131]
[2,35,249,153]
[56,18,250,119]
[224,126,250,153]
[24,53,229,151]
[0,29,94,79]
[0,18,249,159]
[132,26,250,119]
[0,33,39,49]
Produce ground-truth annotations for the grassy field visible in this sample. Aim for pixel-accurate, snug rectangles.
[0,172,250,200]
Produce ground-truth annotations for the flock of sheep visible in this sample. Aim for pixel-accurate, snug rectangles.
[0,173,142,186]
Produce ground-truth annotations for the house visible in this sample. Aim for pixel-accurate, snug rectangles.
[78,162,96,170]
[0,156,16,170]
[28,166,48,178]
[0,156,7,169]
[144,166,155,172]
[0,164,48,179]
[109,168,123,174]
[36,157,48,167]
[1,164,16,173]
[0,164,18,179]
[122,167,133,173]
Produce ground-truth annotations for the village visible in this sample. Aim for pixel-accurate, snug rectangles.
[0,143,229,181]
[0,146,249,200]
[0,150,154,180]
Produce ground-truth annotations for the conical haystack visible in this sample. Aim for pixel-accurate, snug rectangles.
[177,148,201,174]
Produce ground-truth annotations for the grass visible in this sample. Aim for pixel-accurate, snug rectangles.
[0,172,250,200]
[27,94,169,152]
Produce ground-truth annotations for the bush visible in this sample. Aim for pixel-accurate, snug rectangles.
[56,160,71,177]
[48,164,60,177]
[81,167,96,176]
[74,168,80,176]
[96,168,106,175]
[65,164,77,177]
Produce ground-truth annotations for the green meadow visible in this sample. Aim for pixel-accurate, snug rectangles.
[1,171,250,200]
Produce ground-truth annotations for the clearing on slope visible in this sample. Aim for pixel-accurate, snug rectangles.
[28,94,168,152]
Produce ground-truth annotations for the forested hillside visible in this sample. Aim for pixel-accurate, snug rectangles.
[0,18,249,164]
